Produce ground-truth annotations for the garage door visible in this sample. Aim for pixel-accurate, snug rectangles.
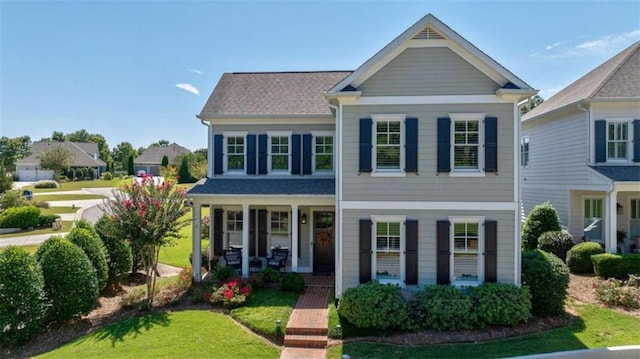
[18,170,54,181]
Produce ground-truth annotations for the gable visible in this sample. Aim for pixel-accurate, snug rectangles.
[358,47,500,96]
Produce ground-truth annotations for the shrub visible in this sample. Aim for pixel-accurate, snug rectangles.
[66,227,109,291]
[37,239,99,322]
[538,230,574,262]
[419,285,475,330]
[86,167,95,179]
[338,282,408,330]
[247,273,266,289]
[34,236,66,262]
[37,214,59,227]
[280,272,305,293]
[101,172,113,180]
[67,169,75,180]
[0,165,13,193]
[0,205,40,228]
[521,250,570,316]
[592,253,640,278]
[470,283,531,327]
[210,278,251,308]
[213,264,238,283]
[522,202,562,250]
[94,215,132,283]
[594,278,640,310]
[0,246,45,346]
[0,189,28,210]
[31,199,50,209]
[33,180,59,189]
[567,242,604,273]
[259,266,282,284]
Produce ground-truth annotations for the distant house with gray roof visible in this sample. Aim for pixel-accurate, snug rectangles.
[521,41,640,254]
[16,141,106,181]
[134,143,191,176]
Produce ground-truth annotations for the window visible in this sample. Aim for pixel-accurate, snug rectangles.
[270,211,289,234]
[226,136,245,172]
[314,135,333,172]
[454,120,480,170]
[375,121,402,170]
[520,136,530,168]
[371,215,405,285]
[584,198,603,241]
[226,211,243,232]
[269,134,290,172]
[450,217,483,284]
[607,122,629,161]
[376,221,401,252]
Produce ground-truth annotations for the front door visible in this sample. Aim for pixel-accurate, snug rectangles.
[313,212,334,274]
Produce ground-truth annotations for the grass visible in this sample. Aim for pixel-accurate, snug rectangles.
[158,207,209,268]
[35,311,280,359]
[23,178,127,193]
[39,206,78,215]
[231,288,300,339]
[327,300,640,359]
[34,194,105,202]
[0,221,72,239]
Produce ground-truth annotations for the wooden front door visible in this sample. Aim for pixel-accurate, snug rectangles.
[313,212,334,274]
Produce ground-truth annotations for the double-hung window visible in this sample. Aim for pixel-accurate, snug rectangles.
[607,121,629,161]
[268,132,291,173]
[226,210,243,232]
[270,211,289,235]
[451,113,484,172]
[372,114,405,175]
[450,217,484,284]
[224,133,246,173]
[520,136,530,168]
[371,215,405,285]
[314,134,334,173]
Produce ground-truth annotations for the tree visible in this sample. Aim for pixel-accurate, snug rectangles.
[127,155,135,176]
[161,155,169,167]
[112,141,137,172]
[38,145,75,181]
[176,152,207,181]
[51,131,65,142]
[65,129,112,165]
[520,95,544,115]
[101,176,188,306]
[177,157,194,183]
[194,148,208,161]
[0,165,13,193]
[0,136,31,171]
[150,139,170,147]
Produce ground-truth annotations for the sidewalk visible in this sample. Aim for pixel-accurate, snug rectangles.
[0,232,70,247]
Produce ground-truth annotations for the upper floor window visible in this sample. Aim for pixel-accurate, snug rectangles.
[607,122,629,161]
[372,114,406,174]
[453,116,481,171]
[520,136,530,168]
[225,135,245,173]
[314,135,333,172]
[268,132,291,173]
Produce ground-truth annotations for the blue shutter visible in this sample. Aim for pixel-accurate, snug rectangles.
[484,117,498,173]
[405,118,418,173]
[291,134,301,175]
[302,134,313,175]
[258,134,268,175]
[214,134,223,175]
[595,120,606,163]
[359,118,373,173]
[246,135,257,175]
[633,120,640,162]
[437,117,451,173]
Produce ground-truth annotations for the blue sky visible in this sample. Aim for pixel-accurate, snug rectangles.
[1,1,638,151]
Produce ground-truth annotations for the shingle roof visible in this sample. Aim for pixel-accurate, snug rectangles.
[523,41,640,121]
[187,178,335,196]
[134,143,191,165]
[199,71,352,117]
[16,141,106,167]
[590,166,640,182]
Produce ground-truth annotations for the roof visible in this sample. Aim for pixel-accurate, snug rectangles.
[199,71,352,117]
[16,141,106,167]
[523,41,640,121]
[187,178,335,196]
[590,166,640,182]
[134,143,191,164]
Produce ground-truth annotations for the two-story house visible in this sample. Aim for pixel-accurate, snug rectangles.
[187,14,537,298]
[521,41,640,254]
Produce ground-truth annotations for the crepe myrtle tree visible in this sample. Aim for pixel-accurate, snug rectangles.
[101,174,189,306]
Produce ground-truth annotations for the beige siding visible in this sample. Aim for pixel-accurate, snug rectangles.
[521,187,570,228]
[359,47,500,96]
[341,209,516,291]
[590,102,640,120]
[341,103,515,202]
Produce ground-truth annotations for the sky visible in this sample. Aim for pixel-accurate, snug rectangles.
[1,0,639,151]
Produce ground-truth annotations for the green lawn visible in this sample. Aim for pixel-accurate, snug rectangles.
[35,311,280,359]
[35,194,105,202]
[158,207,209,268]
[327,300,640,359]
[231,288,300,339]
[39,206,78,215]
[0,221,72,239]
[23,179,127,193]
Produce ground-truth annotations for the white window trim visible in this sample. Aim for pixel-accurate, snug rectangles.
[311,131,335,175]
[583,196,605,243]
[449,113,485,177]
[267,131,292,175]
[370,215,406,286]
[448,216,485,286]
[521,136,530,168]
[223,131,247,175]
[371,114,406,177]
[605,118,633,163]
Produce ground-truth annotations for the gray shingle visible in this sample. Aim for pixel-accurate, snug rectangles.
[134,143,191,165]
[590,166,640,182]
[187,178,335,195]
[16,141,106,167]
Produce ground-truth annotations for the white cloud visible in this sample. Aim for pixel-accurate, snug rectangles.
[176,83,199,95]
[188,69,203,74]
[545,41,567,51]
[533,29,640,59]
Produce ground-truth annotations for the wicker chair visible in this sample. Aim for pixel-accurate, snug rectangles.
[267,248,289,273]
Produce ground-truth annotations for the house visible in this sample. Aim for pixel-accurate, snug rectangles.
[133,143,191,176]
[187,14,537,297]
[521,41,640,254]
[16,141,106,181]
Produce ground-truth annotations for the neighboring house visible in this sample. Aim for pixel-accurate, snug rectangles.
[133,143,191,176]
[187,14,537,297]
[521,41,640,254]
[16,141,106,181]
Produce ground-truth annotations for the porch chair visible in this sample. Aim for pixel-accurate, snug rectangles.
[223,249,242,276]
[267,248,289,273]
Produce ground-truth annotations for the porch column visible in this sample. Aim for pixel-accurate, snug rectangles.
[607,191,618,253]
[291,204,299,272]
[209,205,214,264]
[192,203,202,281]
[242,204,250,276]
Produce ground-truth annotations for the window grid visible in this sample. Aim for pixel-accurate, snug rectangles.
[453,120,479,169]
[315,136,333,172]
[226,136,245,171]
[375,121,401,170]
[271,136,289,171]
[632,199,640,220]
[520,136,529,168]
[607,122,628,160]
[453,222,479,253]
[376,221,401,252]
[270,211,289,234]
[226,211,243,232]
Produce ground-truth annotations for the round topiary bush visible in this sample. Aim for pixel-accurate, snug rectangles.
[94,215,133,283]
[338,282,408,330]
[35,236,66,263]
[522,202,562,250]
[470,283,531,327]
[0,246,45,346]
[37,239,99,322]
[566,242,604,273]
[538,230,575,262]
[419,285,475,330]
[521,249,570,317]
[66,227,109,291]
[280,272,305,293]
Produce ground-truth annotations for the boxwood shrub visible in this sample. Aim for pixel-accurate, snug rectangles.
[37,214,59,227]
[537,230,574,262]
[33,180,59,189]
[470,283,531,327]
[66,227,109,291]
[419,285,475,331]
[521,249,570,317]
[0,246,45,346]
[567,242,604,273]
[522,202,562,250]
[592,253,640,279]
[280,272,305,293]
[94,215,132,283]
[0,205,40,229]
[338,281,408,330]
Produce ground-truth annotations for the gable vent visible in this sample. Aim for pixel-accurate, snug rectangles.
[412,26,445,40]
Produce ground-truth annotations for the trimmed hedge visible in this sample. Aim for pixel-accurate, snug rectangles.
[419,285,475,331]
[522,202,562,250]
[280,272,305,293]
[537,230,574,262]
[592,253,640,279]
[0,205,41,229]
[338,282,408,330]
[66,227,109,291]
[94,215,132,283]
[521,249,570,317]
[37,214,59,227]
[33,180,59,189]
[470,283,531,327]
[567,242,604,273]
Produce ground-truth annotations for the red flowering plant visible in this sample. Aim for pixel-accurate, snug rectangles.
[210,278,252,309]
